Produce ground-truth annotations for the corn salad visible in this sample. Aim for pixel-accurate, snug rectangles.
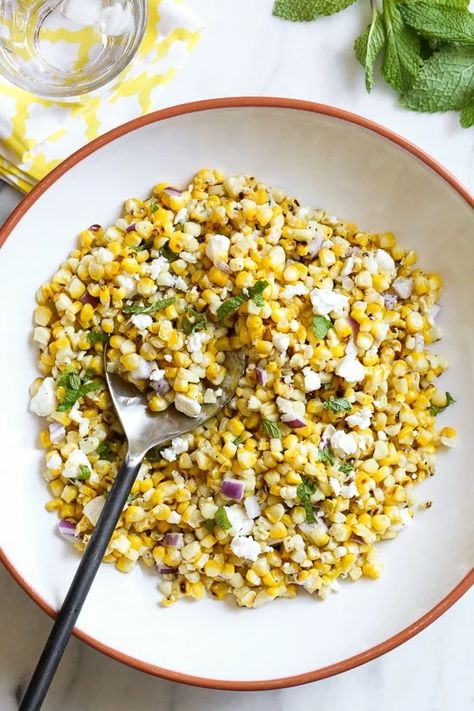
[30,169,455,608]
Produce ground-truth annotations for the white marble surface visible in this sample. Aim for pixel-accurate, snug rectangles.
[0,0,472,708]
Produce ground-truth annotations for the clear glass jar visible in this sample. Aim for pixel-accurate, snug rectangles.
[0,0,148,99]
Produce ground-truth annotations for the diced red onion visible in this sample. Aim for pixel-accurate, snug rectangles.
[150,377,170,395]
[347,317,359,338]
[256,367,268,386]
[221,478,245,500]
[307,235,323,257]
[49,422,65,444]
[88,224,101,232]
[163,533,184,548]
[126,223,136,233]
[80,292,100,307]
[163,186,183,195]
[283,417,307,429]
[383,293,398,309]
[156,563,178,575]
[57,519,77,541]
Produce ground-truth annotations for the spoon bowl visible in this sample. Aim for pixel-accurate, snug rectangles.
[105,349,245,458]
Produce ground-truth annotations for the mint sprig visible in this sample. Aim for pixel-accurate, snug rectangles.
[274,0,474,128]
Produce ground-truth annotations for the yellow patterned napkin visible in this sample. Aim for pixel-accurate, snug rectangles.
[0,0,204,193]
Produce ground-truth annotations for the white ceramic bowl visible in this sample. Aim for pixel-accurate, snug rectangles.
[0,99,473,690]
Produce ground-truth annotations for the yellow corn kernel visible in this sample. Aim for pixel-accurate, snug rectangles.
[121,257,141,274]
[34,306,53,326]
[208,266,229,287]
[268,522,287,539]
[116,556,135,573]
[45,498,63,512]
[204,559,223,577]
[124,506,146,524]
[362,561,382,579]
[406,311,424,333]
[334,318,353,339]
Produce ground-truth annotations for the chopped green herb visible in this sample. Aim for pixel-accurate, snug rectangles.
[123,296,176,315]
[58,365,75,386]
[127,493,134,503]
[324,398,352,413]
[217,280,269,321]
[297,477,317,523]
[233,435,245,446]
[181,307,207,335]
[430,392,456,416]
[312,315,332,339]
[136,238,154,252]
[339,462,354,475]
[159,242,178,262]
[204,518,214,531]
[77,465,91,481]
[150,197,158,213]
[215,506,232,530]
[247,279,269,307]
[146,445,164,462]
[96,441,114,461]
[57,372,102,412]
[87,330,109,345]
[319,446,335,465]
[261,418,282,439]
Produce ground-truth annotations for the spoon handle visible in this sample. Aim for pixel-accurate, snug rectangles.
[19,451,143,711]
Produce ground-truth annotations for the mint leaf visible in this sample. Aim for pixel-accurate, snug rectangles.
[77,465,91,481]
[57,390,80,412]
[460,102,474,128]
[297,477,317,523]
[247,279,269,307]
[215,507,232,530]
[339,462,354,475]
[217,280,268,321]
[261,418,282,439]
[204,519,214,531]
[181,307,207,335]
[123,296,176,315]
[430,392,455,416]
[400,3,474,45]
[136,239,153,252]
[323,397,352,412]
[354,10,386,91]
[319,446,335,465]
[382,0,422,94]
[312,315,332,339]
[401,47,474,112]
[401,0,469,9]
[159,242,178,262]
[96,441,114,461]
[149,197,158,213]
[87,330,109,345]
[233,435,244,446]
[273,0,357,21]
[80,380,102,395]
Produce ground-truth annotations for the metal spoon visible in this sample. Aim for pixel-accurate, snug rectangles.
[20,349,245,711]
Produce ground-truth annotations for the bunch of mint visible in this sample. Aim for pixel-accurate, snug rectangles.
[273,0,474,129]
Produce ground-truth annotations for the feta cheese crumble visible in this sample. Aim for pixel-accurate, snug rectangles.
[310,288,349,316]
[230,535,260,561]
